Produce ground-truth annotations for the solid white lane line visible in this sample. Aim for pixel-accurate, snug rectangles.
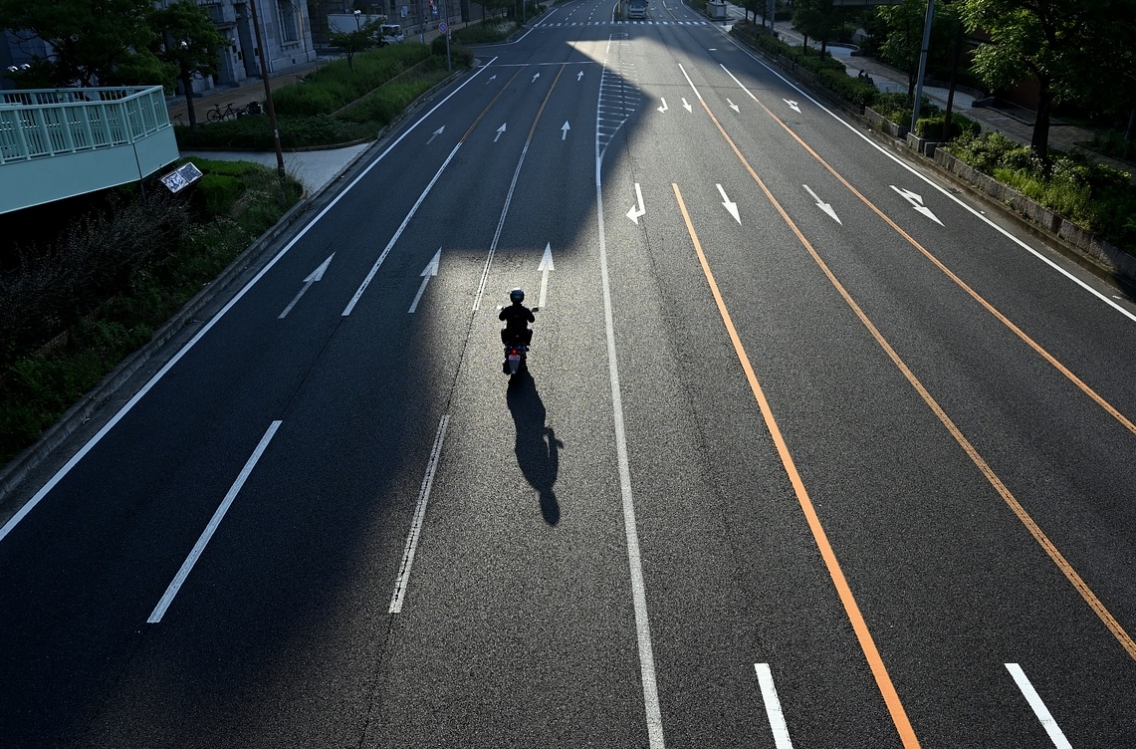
[1005,663,1073,749]
[755,664,794,749]
[716,60,1136,325]
[595,49,666,738]
[147,421,282,624]
[389,414,450,614]
[342,142,463,317]
[0,60,499,547]
[596,156,664,749]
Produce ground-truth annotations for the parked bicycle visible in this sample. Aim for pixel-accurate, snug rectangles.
[207,101,248,123]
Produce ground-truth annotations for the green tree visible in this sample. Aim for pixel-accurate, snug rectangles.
[151,1,228,128]
[328,19,383,71]
[874,0,960,102]
[0,0,168,87]
[961,0,1106,163]
[793,0,843,55]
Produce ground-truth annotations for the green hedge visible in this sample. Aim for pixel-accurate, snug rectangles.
[915,113,981,141]
[946,132,1136,252]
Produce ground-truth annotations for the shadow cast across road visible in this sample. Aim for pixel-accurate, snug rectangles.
[506,371,563,525]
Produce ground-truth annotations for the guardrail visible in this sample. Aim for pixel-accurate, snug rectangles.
[0,85,170,164]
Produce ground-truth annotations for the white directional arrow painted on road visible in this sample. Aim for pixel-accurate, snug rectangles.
[717,184,740,224]
[495,123,507,142]
[627,183,646,225]
[784,99,801,113]
[577,70,584,81]
[803,184,841,225]
[427,126,444,144]
[531,72,540,83]
[727,98,740,113]
[682,98,693,113]
[561,121,570,140]
[891,185,944,225]
[408,248,441,313]
[279,254,333,318]
[658,98,669,113]
[487,74,497,83]
[537,243,555,307]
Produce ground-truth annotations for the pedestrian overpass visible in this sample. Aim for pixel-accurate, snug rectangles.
[0,85,179,215]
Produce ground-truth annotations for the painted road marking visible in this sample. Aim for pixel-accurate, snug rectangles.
[1006,664,1073,748]
[596,42,664,749]
[755,664,794,748]
[389,414,450,614]
[672,180,920,749]
[148,421,282,624]
[713,63,1136,666]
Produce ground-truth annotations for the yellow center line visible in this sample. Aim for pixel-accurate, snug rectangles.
[672,183,921,749]
[460,67,525,142]
[733,74,1136,439]
[686,76,1136,664]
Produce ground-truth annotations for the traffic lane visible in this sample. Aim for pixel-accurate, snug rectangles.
[670,150,1136,747]
[705,51,1136,416]
[607,135,912,745]
[0,60,553,747]
[367,276,653,748]
[51,180,527,747]
[699,98,1136,651]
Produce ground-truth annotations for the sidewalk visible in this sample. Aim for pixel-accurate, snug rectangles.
[167,25,471,194]
[766,19,1128,168]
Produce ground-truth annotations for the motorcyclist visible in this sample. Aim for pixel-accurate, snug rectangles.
[499,287,535,345]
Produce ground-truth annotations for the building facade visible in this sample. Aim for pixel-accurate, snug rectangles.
[1,0,317,92]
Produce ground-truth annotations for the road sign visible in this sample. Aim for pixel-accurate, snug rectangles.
[438,21,447,32]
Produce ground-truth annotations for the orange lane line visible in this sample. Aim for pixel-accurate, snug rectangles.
[672,183,923,749]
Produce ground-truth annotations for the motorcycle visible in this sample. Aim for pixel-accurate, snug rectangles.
[502,308,538,377]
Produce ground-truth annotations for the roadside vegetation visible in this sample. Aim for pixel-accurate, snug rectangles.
[729,8,1136,258]
[0,160,302,465]
[174,42,471,151]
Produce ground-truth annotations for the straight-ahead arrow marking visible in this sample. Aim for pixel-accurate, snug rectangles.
[803,184,842,225]
[717,184,740,224]
[532,72,540,83]
[784,99,801,113]
[561,121,570,140]
[682,97,693,113]
[408,248,441,313]
[627,183,646,224]
[279,254,333,318]
[538,242,554,307]
[658,98,669,113]
[727,98,740,113]
[495,123,507,142]
[577,70,584,81]
[891,185,944,226]
[426,126,444,144]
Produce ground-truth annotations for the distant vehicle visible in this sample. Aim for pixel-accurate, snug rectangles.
[627,0,647,19]
[379,24,404,45]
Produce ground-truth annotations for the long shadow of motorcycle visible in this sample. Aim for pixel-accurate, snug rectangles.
[506,371,562,526]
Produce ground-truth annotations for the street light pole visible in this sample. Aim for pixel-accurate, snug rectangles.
[911,0,935,132]
[248,0,286,182]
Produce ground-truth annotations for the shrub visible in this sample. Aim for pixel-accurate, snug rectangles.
[452,20,516,44]
[914,113,981,141]
[818,69,878,108]
[198,174,243,218]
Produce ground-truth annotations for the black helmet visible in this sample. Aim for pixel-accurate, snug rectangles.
[510,288,525,303]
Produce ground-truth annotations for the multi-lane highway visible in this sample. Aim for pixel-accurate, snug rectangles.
[3,1,1136,746]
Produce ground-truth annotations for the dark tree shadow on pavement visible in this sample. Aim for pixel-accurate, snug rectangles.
[506,371,563,525]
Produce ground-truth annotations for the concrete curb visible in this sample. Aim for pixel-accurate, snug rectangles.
[0,63,474,506]
[730,28,1136,293]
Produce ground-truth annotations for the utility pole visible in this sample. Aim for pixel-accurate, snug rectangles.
[248,0,286,182]
[910,0,935,132]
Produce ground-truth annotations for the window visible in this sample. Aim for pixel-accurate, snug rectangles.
[276,0,299,43]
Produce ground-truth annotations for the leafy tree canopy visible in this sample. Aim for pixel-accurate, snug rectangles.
[0,0,168,87]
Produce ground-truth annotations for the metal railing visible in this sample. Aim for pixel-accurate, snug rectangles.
[0,86,170,165]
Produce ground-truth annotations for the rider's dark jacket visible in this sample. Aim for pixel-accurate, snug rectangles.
[499,302,535,343]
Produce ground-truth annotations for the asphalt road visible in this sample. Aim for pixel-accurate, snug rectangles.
[3,1,1136,747]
